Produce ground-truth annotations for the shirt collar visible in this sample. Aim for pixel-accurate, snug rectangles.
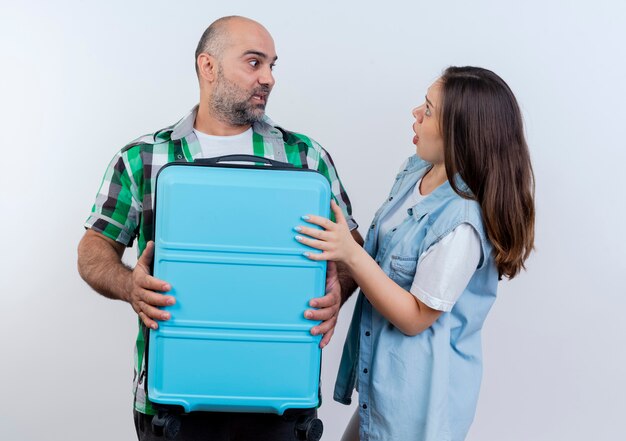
[401,156,474,218]
[403,155,472,195]
[170,105,284,141]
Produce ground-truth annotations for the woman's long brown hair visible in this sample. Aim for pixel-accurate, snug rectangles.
[439,66,535,279]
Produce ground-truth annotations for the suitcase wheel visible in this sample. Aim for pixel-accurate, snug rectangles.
[295,415,323,441]
[151,411,181,439]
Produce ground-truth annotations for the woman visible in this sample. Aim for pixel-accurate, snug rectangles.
[295,66,535,441]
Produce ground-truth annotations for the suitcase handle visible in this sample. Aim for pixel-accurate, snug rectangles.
[195,154,294,168]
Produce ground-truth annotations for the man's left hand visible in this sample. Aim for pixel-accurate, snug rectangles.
[305,261,341,348]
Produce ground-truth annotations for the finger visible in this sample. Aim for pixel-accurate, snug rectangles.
[327,261,338,279]
[138,311,159,330]
[325,264,339,292]
[302,214,335,230]
[309,292,339,309]
[325,278,338,294]
[330,200,348,225]
[137,272,171,292]
[319,327,335,348]
[302,251,329,261]
[140,289,175,307]
[311,317,337,344]
[295,235,330,251]
[137,241,155,269]
[139,301,171,322]
[305,306,336,322]
[294,225,327,241]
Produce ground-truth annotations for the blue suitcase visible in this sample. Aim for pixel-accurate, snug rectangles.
[147,155,329,424]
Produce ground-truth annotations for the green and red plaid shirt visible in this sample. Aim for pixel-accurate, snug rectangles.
[85,105,357,414]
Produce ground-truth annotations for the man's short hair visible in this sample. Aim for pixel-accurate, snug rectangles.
[194,16,239,76]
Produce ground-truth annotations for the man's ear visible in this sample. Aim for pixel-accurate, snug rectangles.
[197,53,217,82]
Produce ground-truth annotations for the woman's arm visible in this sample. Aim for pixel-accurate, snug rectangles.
[296,201,442,336]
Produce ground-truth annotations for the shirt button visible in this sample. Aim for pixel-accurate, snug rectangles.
[370,223,375,229]
[407,208,413,216]
[363,368,368,374]
[176,154,183,160]
[388,196,393,201]
[362,404,368,409]
[365,331,371,337]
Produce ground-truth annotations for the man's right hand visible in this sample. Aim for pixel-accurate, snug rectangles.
[126,241,175,330]
[78,231,175,330]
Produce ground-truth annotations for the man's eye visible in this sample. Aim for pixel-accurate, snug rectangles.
[270,63,276,71]
[249,60,259,67]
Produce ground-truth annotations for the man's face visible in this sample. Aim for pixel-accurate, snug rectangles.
[209,23,277,126]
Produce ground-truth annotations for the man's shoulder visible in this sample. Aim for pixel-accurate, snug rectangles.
[120,107,197,155]
[258,116,322,149]
[273,127,327,157]
[120,123,177,154]
[279,128,317,147]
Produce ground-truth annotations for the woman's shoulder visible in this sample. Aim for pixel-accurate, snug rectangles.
[432,192,487,239]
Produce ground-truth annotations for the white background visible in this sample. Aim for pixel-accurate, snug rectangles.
[1,1,625,440]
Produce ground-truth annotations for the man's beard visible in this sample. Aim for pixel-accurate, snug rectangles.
[210,68,271,126]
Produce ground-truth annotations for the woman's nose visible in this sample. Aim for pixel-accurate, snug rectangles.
[412,105,424,123]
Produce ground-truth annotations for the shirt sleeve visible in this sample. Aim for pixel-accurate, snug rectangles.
[310,139,359,231]
[410,223,482,312]
[84,149,142,246]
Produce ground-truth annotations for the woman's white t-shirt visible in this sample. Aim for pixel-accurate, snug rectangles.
[377,174,482,312]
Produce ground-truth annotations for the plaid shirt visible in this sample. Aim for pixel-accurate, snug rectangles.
[85,105,357,414]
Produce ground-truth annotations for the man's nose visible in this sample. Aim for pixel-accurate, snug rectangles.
[259,66,275,88]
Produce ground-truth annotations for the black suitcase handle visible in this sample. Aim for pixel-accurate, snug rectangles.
[195,154,294,168]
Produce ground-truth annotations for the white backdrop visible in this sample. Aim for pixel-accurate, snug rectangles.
[1,1,625,440]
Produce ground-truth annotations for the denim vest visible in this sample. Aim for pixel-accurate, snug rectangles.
[334,155,499,441]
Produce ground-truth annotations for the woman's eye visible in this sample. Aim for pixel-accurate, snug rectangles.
[425,107,432,117]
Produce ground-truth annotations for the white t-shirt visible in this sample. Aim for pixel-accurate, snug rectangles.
[193,128,254,158]
[411,224,482,311]
[377,175,482,312]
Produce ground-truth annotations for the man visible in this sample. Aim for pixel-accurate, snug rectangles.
[77,16,363,441]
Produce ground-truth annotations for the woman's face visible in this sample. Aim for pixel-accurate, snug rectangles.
[412,80,444,164]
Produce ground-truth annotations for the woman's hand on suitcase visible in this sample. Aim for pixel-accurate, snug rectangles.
[295,200,361,264]
[126,241,176,330]
[295,200,360,348]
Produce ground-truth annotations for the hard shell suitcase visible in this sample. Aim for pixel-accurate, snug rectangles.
[147,155,330,420]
